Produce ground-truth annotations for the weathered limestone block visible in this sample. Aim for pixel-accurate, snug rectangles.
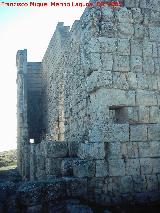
[148,124,160,140]
[73,160,95,178]
[134,24,145,39]
[117,23,134,38]
[136,74,148,89]
[140,158,153,175]
[46,158,62,176]
[61,158,75,176]
[143,41,153,57]
[149,27,160,41]
[64,177,87,197]
[130,124,147,142]
[103,124,129,142]
[98,37,116,53]
[143,57,155,74]
[131,40,142,56]
[101,7,114,22]
[127,72,138,89]
[132,175,147,192]
[146,175,159,191]
[86,70,112,92]
[120,176,133,193]
[152,158,160,173]
[96,160,108,177]
[136,90,157,106]
[117,38,130,55]
[138,142,150,158]
[43,141,68,157]
[68,141,80,157]
[132,8,143,23]
[138,106,150,123]
[45,179,66,202]
[130,56,143,72]
[88,53,102,70]
[150,106,160,123]
[115,7,133,23]
[125,159,140,175]
[112,72,129,90]
[91,88,135,107]
[128,107,139,123]
[113,55,130,72]
[108,159,125,176]
[150,141,160,157]
[78,142,105,160]
[106,142,121,159]
[101,53,114,70]
[127,142,139,158]
[101,22,117,37]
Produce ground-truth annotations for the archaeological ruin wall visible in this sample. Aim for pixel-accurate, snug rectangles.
[16,0,160,205]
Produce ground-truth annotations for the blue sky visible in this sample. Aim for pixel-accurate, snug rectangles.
[0,1,85,151]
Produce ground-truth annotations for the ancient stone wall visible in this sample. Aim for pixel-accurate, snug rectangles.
[17,0,160,205]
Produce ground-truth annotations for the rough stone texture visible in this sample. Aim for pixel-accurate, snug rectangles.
[16,0,160,206]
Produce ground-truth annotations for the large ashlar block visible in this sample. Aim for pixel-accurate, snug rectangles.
[108,159,125,176]
[136,74,148,89]
[103,124,129,142]
[117,38,130,55]
[127,142,139,158]
[146,175,159,192]
[143,57,154,74]
[86,70,112,92]
[136,90,157,106]
[92,88,135,107]
[112,72,129,90]
[98,37,117,53]
[132,175,147,192]
[115,7,133,23]
[117,23,134,38]
[64,177,87,197]
[46,158,62,176]
[150,141,160,157]
[85,38,100,53]
[113,55,130,71]
[148,124,160,140]
[125,159,140,175]
[138,142,151,158]
[140,158,153,175]
[138,106,149,123]
[134,24,145,39]
[143,41,153,57]
[127,72,138,89]
[42,141,68,157]
[131,40,143,56]
[78,142,105,160]
[152,158,160,173]
[101,21,117,37]
[101,53,114,70]
[130,124,147,142]
[120,176,133,193]
[101,7,114,22]
[96,160,109,177]
[106,142,121,159]
[149,106,160,123]
[73,159,95,178]
[130,56,143,72]
[149,27,160,41]
[89,53,102,70]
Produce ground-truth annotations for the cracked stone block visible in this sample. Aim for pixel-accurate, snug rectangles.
[138,142,150,158]
[146,175,159,191]
[132,175,147,192]
[115,7,133,23]
[98,37,116,53]
[149,27,160,41]
[117,23,134,38]
[131,40,143,56]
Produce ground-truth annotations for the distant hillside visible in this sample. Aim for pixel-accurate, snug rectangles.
[0,150,17,168]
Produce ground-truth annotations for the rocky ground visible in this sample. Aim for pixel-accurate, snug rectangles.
[0,150,160,213]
